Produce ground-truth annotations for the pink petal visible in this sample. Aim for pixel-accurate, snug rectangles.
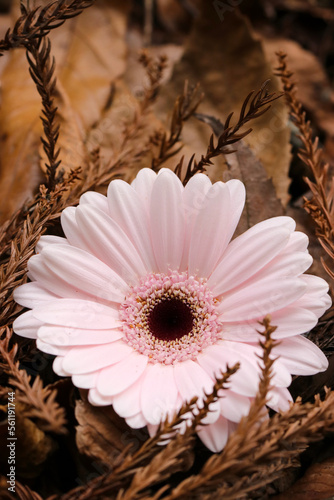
[222,306,318,341]
[140,363,179,425]
[53,356,70,376]
[107,179,157,271]
[225,179,246,242]
[88,388,113,406]
[32,298,120,329]
[251,252,312,282]
[173,360,220,424]
[188,182,231,277]
[281,231,309,253]
[36,339,69,356]
[197,415,229,453]
[36,235,69,253]
[60,207,91,251]
[219,390,251,422]
[41,244,128,303]
[273,335,328,375]
[112,373,145,418]
[75,204,147,281]
[208,226,290,295]
[181,174,212,271]
[125,412,147,429]
[79,191,109,212]
[14,282,58,308]
[150,169,185,272]
[37,325,124,346]
[267,387,293,412]
[62,342,133,374]
[131,168,157,209]
[72,372,98,389]
[97,352,148,396]
[197,344,259,397]
[28,255,100,302]
[218,277,307,321]
[13,310,43,339]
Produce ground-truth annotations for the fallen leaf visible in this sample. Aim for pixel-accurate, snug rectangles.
[273,457,334,500]
[156,2,291,201]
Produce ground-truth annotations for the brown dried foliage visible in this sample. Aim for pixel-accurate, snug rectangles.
[275,52,334,280]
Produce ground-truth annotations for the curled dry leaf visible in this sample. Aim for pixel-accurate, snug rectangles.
[75,396,145,468]
[156,2,291,201]
[273,457,334,500]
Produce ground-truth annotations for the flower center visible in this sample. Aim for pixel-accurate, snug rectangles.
[120,271,221,364]
[147,298,194,341]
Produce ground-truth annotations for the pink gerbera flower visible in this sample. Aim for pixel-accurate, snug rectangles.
[13,169,331,452]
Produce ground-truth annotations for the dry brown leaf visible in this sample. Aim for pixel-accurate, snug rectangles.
[273,457,334,500]
[263,37,334,137]
[223,140,284,234]
[0,0,131,223]
[75,397,146,468]
[155,3,291,200]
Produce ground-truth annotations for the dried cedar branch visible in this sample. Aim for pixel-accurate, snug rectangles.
[0,171,80,328]
[58,365,239,500]
[0,0,95,55]
[151,81,204,173]
[181,80,283,185]
[26,36,61,190]
[275,51,334,279]
[0,328,67,434]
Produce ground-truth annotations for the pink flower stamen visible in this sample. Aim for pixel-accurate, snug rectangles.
[120,271,222,364]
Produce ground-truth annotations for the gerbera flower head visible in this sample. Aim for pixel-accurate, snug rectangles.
[13,168,331,452]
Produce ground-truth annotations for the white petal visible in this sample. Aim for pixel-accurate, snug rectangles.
[13,310,43,339]
[38,325,124,346]
[14,282,58,308]
[62,341,133,374]
[208,226,290,295]
[219,390,251,422]
[173,360,220,424]
[60,207,91,251]
[197,415,229,453]
[79,191,109,212]
[218,278,307,321]
[75,204,147,280]
[88,388,113,406]
[72,372,98,389]
[141,363,179,425]
[150,169,185,272]
[97,352,148,396]
[197,345,259,397]
[225,179,246,241]
[107,179,157,271]
[131,168,157,209]
[188,182,231,277]
[181,174,212,270]
[112,373,145,418]
[273,336,328,375]
[32,298,120,329]
[125,412,147,429]
[36,235,69,253]
[41,244,128,303]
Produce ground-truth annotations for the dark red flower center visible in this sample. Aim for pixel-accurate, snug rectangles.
[147,298,194,341]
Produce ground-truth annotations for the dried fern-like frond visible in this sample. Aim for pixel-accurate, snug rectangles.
[0,0,95,55]
[0,328,67,434]
[275,51,334,280]
[180,80,283,184]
